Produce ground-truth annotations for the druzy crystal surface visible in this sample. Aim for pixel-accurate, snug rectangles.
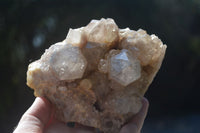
[27,18,166,133]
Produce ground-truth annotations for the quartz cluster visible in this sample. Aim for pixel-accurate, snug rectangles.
[27,18,166,133]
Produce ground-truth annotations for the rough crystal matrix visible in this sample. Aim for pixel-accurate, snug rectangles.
[27,18,166,133]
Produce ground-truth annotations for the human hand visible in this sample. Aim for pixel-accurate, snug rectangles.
[13,97,149,133]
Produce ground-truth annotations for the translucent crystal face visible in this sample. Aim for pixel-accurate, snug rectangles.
[109,49,141,86]
[84,18,119,47]
[50,45,87,80]
[65,28,86,47]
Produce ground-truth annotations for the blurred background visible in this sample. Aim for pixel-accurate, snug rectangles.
[0,0,200,132]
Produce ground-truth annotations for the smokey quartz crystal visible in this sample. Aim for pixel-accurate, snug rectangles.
[27,18,167,133]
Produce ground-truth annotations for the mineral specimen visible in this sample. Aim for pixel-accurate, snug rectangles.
[27,18,167,133]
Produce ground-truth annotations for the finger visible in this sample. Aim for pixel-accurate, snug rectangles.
[45,121,94,133]
[120,97,149,133]
[130,97,149,131]
[14,97,52,133]
[75,123,94,131]
[26,97,52,125]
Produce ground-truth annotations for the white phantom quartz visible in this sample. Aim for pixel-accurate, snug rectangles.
[65,28,86,47]
[84,18,119,47]
[50,44,87,80]
[109,49,141,86]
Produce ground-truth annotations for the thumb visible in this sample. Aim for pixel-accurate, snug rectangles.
[13,97,52,133]
[120,97,149,133]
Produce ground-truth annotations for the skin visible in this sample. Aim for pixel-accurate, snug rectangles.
[13,97,149,133]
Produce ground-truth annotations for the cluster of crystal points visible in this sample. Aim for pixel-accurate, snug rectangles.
[27,18,166,133]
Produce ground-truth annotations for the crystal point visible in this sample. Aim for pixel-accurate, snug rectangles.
[109,49,141,86]
[50,45,87,80]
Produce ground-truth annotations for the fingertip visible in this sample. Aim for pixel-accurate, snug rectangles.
[120,124,138,133]
[37,97,51,107]
[142,97,149,105]
[120,97,149,133]
[142,97,149,110]
[14,97,52,133]
[25,97,52,126]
